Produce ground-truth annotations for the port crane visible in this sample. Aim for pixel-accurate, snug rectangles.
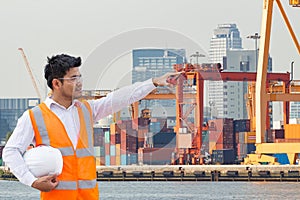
[249,0,300,164]
[18,48,42,100]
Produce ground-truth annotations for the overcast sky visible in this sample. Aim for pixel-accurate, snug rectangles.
[0,0,299,99]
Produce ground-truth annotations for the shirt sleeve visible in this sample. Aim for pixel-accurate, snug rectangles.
[2,110,38,186]
[88,78,156,122]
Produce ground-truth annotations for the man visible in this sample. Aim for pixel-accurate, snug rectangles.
[3,54,179,199]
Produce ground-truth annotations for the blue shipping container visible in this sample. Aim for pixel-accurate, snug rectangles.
[105,131,110,144]
[110,145,116,156]
[121,154,127,165]
[105,155,111,166]
[128,154,138,165]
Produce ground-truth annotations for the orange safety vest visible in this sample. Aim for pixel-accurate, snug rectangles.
[29,101,99,200]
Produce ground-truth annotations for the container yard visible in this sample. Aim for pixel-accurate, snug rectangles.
[1,1,300,185]
[72,0,300,173]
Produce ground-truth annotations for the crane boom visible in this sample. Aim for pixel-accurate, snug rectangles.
[18,48,42,100]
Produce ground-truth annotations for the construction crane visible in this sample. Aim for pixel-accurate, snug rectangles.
[18,48,42,100]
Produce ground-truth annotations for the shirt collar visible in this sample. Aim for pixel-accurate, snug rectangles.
[44,96,82,110]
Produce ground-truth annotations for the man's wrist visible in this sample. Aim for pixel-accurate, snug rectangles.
[152,78,159,87]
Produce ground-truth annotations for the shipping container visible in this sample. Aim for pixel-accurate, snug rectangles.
[105,143,110,155]
[212,149,235,164]
[237,143,255,160]
[233,119,250,132]
[110,145,116,156]
[208,119,234,151]
[93,128,105,146]
[105,131,110,144]
[121,154,127,165]
[149,122,161,133]
[110,123,120,134]
[115,144,121,156]
[120,154,138,165]
[110,156,116,165]
[245,132,256,144]
[284,124,300,139]
[110,134,116,145]
[100,146,105,157]
[153,132,176,148]
[116,155,121,165]
[95,157,105,166]
[139,148,174,165]
[94,146,101,157]
[93,133,104,147]
[275,138,300,143]
[105,155,110,166]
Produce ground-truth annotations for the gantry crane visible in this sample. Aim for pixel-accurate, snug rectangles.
[252,0,300,164]
[18,48,42,100]
[171,63,290,165]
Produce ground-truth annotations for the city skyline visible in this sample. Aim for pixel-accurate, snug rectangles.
[0,0,299,98]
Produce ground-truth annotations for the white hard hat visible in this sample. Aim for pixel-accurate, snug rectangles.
[23,145,63,178]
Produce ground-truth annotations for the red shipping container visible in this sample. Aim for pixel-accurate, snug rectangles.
[110,134,116,145]
[110,156,116,165]
[105,143,110,155]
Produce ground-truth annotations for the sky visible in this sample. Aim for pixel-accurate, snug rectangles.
[0,0,299,99]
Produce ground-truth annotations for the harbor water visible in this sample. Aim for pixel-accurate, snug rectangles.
[1,180,300,199]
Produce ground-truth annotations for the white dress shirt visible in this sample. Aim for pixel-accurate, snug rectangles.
[3,78,156,187]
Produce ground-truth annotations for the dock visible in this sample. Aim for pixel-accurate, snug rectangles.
[1,165,300,182]
[96,165,300,182]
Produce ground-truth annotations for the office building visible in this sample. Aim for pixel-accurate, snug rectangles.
[208,23,272,119]
[0,98,40,142]
[290,102,300,119]
[132,48,185,109]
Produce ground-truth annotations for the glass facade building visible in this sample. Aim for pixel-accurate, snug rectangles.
[132,49,185,108]
[0,98,40,142]
[208,23,272,120]
[290,102,300,119]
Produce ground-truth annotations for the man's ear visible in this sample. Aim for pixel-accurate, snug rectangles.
[52,79,62,90]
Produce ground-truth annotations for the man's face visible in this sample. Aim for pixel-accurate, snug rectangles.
[59,67,83,100]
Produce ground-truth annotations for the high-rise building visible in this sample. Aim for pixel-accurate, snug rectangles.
[290,102,300,119]
[208,24,243,119]
[207,23,272,119]
[132,49,185,108]
[0,98,40,142]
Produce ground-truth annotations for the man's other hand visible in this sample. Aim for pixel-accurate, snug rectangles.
[31,174,59,192]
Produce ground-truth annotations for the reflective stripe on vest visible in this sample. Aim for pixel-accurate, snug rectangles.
[78,179,97,189]
[58,147,74,156]
[81,103,93,148]
[54,179,97,190]
[55,181,77,190]
[31,106,50,145]
[76,147,93,158]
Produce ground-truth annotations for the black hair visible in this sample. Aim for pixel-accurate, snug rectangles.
[44,54,81,89]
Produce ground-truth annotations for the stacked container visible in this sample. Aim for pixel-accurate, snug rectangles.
[138,147,174,165]
[93,127,106,165]
[208,118,234,154]
[236,131,255,160]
